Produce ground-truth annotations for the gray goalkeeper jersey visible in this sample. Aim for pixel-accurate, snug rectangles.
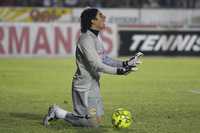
[73,30,123,92]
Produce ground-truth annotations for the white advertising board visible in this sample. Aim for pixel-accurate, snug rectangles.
[73,8,200,27]
[72,8,140,25]
[0,23,118,57]
[141,9,190,26]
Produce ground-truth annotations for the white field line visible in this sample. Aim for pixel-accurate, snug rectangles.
[190,89,200,94]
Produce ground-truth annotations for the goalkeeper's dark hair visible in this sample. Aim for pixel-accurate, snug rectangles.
[80,8,98,33]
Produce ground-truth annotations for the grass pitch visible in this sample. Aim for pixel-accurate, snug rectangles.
[0,57,200,133]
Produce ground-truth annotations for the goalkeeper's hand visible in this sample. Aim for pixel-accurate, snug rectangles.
[117,66,138,75]
[123,52,144,67]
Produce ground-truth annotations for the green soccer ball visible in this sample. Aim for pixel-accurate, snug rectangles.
[111,108,132,128]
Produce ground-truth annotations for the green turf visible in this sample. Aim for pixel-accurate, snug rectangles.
[0,57,200,133]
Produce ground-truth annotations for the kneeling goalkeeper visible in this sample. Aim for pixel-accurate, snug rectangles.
[43,7,143,127]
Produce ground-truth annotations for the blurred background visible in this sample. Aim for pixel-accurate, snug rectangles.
[0,0,200,57]
[0,0,200,8]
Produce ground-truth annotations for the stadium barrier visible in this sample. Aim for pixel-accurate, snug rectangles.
[0,8,200,57]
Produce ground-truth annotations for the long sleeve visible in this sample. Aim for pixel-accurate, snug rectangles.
[102,55,123,67]
[78,36,117,75]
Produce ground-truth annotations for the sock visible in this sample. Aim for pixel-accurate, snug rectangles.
[55,107,68,119]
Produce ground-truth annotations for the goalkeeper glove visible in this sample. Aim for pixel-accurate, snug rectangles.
[117,66,138,75]
[123,52,144,67]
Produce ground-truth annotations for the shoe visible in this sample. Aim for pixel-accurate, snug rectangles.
[43,104,58,127]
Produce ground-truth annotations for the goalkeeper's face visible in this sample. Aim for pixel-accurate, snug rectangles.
[91,11,106,31]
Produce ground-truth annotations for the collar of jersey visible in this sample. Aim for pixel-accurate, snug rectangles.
[87,30,99,38]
